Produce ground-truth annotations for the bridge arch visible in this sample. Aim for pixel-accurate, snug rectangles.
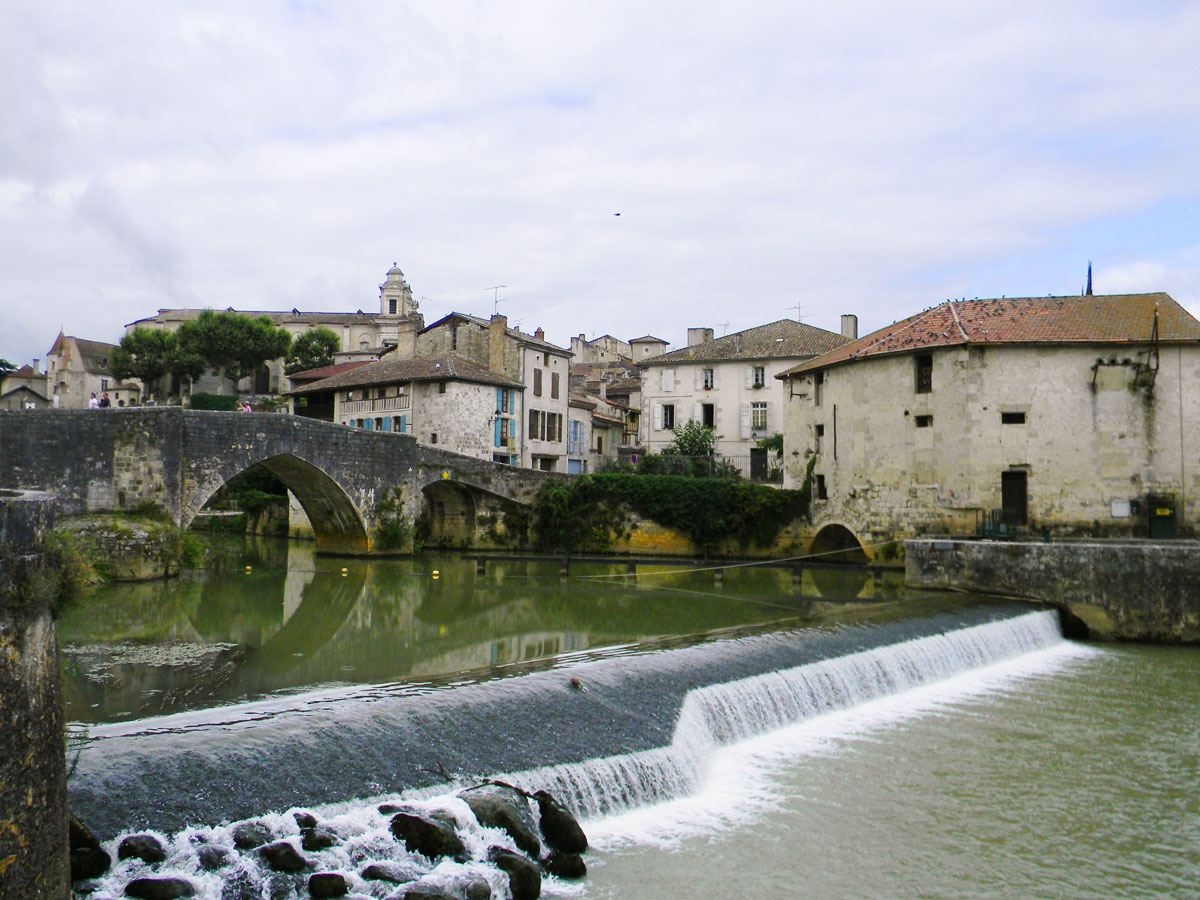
[421,481,478,546]
[809,522,869,564]
[185,453,369,554]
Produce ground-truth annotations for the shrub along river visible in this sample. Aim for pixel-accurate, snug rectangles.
[60,536,1200,899]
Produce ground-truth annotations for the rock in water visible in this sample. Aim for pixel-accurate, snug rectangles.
[69,814,110,880]
[231,821,273,850]
[196,845,230,871]
[487,847,541,900]
[124,877,196,899]
[389,812,467,861]
[292,811,318,830]
[543,850,587,879]
[258,840,308,873]
[459,783,541,856]
[118,834,168,864]
[533,790,588,853]
[301,826,339,851]
[308,873,348,898]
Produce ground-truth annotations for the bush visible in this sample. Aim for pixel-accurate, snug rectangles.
[188,392,239,411]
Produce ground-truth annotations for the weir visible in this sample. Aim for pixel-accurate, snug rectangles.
[71,605,1061,840]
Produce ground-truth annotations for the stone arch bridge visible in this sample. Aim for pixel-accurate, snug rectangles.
[0,409,558,553]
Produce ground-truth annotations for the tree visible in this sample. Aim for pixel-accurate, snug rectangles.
[285,327,341,375]
[665,419,719,458]
[0,359,16,375]
[110,328,176,398]
[177,310,292,388]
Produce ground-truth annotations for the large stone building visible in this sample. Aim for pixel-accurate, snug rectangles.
[778,292,1200,551]
[125,263,422,397]
[0,364,50,410]
[43,333,142,408]
[639,319,852,476]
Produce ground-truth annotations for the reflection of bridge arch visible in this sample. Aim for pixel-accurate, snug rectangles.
[185,453,369,554]
[809,522,869,564]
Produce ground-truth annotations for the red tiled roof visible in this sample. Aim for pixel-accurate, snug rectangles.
[286,361,372,383]
[780,293,1200,376]
[289,355,522,395]
[642,319,848,366]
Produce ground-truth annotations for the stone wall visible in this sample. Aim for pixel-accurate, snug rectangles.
[905,537,1200,642]
[0,489,69,897]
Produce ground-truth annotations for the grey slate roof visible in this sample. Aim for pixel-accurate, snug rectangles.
[640,319,848,366]
[289,355,522,395]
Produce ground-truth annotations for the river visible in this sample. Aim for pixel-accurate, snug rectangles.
[60,536,1200,899]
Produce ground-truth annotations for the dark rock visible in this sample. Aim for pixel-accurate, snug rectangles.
[124,877,195,899]
[362,860,422,884]
[196,845,230,871]
[462,875,493,899]
[118,834,168,865]
[542,850,587,879]
[267,874,294,900]
[308,872,349,898]
[378,803,406,815]
[459,784,540,856]
[487,847,541,900]
[389,812,467,861]
[533,791,588,854]
[232,821,273,850]
[69,814,110,880]
[401,883,456,900]
[301,826,339,851]
[219,870,260,900]
[293,811,318,830]
[257,840,308,873]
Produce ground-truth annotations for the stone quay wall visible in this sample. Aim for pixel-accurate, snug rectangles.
[905,537,1200,642]
[0,489,69,897]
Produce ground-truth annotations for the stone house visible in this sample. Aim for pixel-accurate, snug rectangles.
[777,292,1200,550]
[567,394,595,474]
[125,263,422,398]
[570,361,643,454]
[398,312,573,472]
[44,333,142,408]
[569,333,631,363]
[639,319,852,476]
[629,335,669,361]
[287,356,523,464]
[0,365,50,410]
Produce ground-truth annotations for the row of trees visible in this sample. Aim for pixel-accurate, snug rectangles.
[110,311,341,399]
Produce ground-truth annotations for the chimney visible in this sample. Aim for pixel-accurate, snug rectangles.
[489,314,508,374]
[32,359,39,373]
[840,314,858,340]
[534,327,545,342]
[687,327,714,347]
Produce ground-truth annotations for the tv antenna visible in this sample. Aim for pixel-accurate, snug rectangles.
[786,303,805,321]
[717,322,731,336]
[484,285,508,314]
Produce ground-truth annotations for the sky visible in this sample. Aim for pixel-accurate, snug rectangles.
[4,1,1200,367]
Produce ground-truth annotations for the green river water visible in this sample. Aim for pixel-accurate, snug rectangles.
[59,536,1200,899]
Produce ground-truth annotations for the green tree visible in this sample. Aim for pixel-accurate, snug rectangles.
[665,419,719,457]
[0,359,16,375]
[285,327,340,375]
[110,328,176,398]
[177,310,292,388]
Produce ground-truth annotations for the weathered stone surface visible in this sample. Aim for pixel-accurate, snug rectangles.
[301,826,338,851]
[231,821,273,850]
[906,538,1200,643]
[542,850,587,879]
[389,812,466,861]
[361,861,419,884]
[257,840,308,873]
[308,872,349,898]
[400,883,456,900]
[459,783,540,856]
[487,847,541,900]
[196,844,230,871]
[69,813,110,880]
[533,790,587,854]
[461,875,492,900]
[56,516,182,581]
[118,833,168,864]
[125,877,196,899]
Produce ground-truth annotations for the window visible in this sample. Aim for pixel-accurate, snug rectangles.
[702,368,714,389]
[430,432,438,444]
[702,403,715,427]
[499,389,511,413]
[915,354,932,393]
[915,415,933,428]
[751,402,767,429]
[533,369,543,397]
[753,366,766,387]
[551,371,560,399]
[529,408,539,437]
[814,372,824,406]
[596,435,603,454]
[815,423,824,453]
[662,404,675,430]
[816,474,827,500]
[437,381,447,394]
[1001,411,1026,425]
[389,298,397,315]
[375,417,384,430]
[101,379,109,390]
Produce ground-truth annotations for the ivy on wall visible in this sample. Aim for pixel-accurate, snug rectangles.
[532,473,811,553]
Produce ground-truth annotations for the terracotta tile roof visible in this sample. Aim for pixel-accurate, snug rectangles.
[629,335,668,344]
[641,319,848,366]
[286,361,373,383]
[421,312,570,353]
[289,355,522,395]
[779,293,1200,377]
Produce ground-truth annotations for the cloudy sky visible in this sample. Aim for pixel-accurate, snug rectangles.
[3,1,1200,366]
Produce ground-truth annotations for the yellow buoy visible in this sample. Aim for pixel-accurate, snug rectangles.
[432,570,440,579]
[244,566,252,573]
[341,567,348,573]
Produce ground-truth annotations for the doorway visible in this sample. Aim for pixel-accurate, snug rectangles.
[1001,470,1028,526]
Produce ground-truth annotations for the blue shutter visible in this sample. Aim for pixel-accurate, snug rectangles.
[399,415,407,433]
[364,418,374,431]
[495,416,502,447]
[382,416,392,432]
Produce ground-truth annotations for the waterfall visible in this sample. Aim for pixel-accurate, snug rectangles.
[503,610,1062,817]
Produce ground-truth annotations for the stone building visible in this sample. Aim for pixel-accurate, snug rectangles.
[639,319,851,476]
[569,333,631,363]
[125,263,422,398]
[44,333,142,408]
[287,356,523,464]
[0,364,50,410]
[777,292,1200,551]
[629,335,669,361]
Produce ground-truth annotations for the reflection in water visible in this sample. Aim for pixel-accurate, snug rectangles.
[58,536,979,724]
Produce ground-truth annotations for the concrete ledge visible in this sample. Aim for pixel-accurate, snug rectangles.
[905,537,1200,643]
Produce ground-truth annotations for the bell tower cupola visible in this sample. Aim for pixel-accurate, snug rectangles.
[380,263,417,317]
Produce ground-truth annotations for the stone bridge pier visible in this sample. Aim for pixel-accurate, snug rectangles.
[0,409,556,554]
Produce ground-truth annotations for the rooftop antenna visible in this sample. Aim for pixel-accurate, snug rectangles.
[1084,261,1093,296]
[717,321,730,336]
[484,285,508,314]
[786,303,805,321]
